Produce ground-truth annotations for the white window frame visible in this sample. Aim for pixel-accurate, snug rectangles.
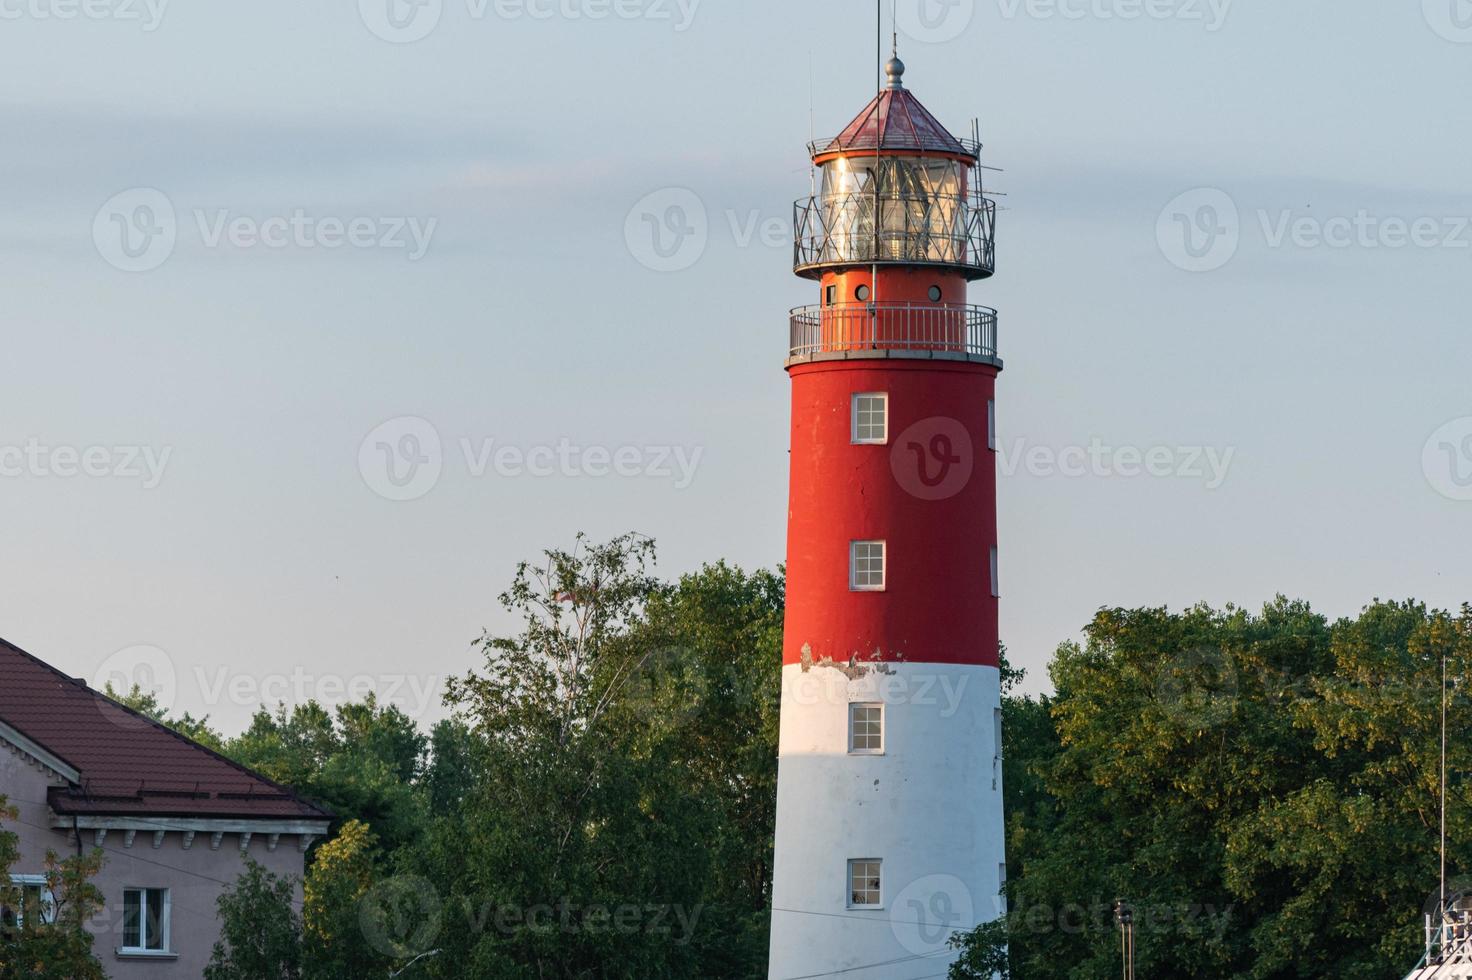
[849,540,886,592]
[5,875,56,928]
[851,392,889,445]
[848,702,885,755]
[120,887,171,956]
[847,858,884,909]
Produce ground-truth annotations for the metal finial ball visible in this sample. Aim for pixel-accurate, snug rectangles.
[885,56,905,89]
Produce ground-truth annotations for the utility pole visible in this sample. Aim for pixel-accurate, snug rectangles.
[1114,900,1135,980]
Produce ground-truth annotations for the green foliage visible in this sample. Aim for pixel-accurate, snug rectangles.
[303,821,396,980]
[229,696,427,853]
[205,859,303,980]
[948,917,1011,979]
[1002,599,1472,980]
[409,534,781,979]
[104,681,227,752]
[0,827,107,980]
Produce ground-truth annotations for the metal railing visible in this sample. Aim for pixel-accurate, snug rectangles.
[788,302,999,363]
[793,193,996,279]
[1405,908,1472,979]
[807,136,983,160]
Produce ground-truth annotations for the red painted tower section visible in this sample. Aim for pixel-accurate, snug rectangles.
[785,360,997,668]
[783,57,1001,671]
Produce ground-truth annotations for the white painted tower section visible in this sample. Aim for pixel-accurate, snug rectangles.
[768,662,1006,979]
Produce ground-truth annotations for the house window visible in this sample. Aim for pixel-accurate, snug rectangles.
[850,541,886,591]
[122,888,170,954]
[851,393,888,444]
[988,399,996,451]
[848,859,883,908]
[855,284,871,302]
[825,284,837,306]
[3,876,55,928]
[849,703,884,753]
[928,284,943,302]
[990,546,999,598]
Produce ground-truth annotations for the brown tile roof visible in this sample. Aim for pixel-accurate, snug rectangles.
[817,87,969,158]
[0,637,329,822]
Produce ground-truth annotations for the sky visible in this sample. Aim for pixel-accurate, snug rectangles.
[2,0,1470,734]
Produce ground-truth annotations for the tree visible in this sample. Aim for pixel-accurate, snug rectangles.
[205,859,303,980]
[948,918,1010,979]
[303,821,397,980]
[229,698,426,854]
[104,681,227,752]
[0,821,107,980]
[409,534,786,978]
[999,599,1472,980]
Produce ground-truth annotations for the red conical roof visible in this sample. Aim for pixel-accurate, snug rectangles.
[812,57,970,159]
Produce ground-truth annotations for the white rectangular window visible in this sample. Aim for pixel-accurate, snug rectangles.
[988,399,996,451]
[122,888,170,953]
[850,541,886,591]
[990,546,999,598]
[851,393,888,444]
[848,859,883,908]
[3,876,55,929]
[849,703,884,753]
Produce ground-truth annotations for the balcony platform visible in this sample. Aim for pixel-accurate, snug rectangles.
[787,302,1001,369]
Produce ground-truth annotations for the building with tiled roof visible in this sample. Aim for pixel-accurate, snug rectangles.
[0,637,331,978]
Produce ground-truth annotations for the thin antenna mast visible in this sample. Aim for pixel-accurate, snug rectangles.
[809,51,816,197]
[871,0,883,308]
[1442,645,1449,925]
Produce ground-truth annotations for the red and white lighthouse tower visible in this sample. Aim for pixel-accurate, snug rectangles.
[769,52,1006,979]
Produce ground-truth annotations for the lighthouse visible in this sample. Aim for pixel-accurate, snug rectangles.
[768,51,1006,980]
